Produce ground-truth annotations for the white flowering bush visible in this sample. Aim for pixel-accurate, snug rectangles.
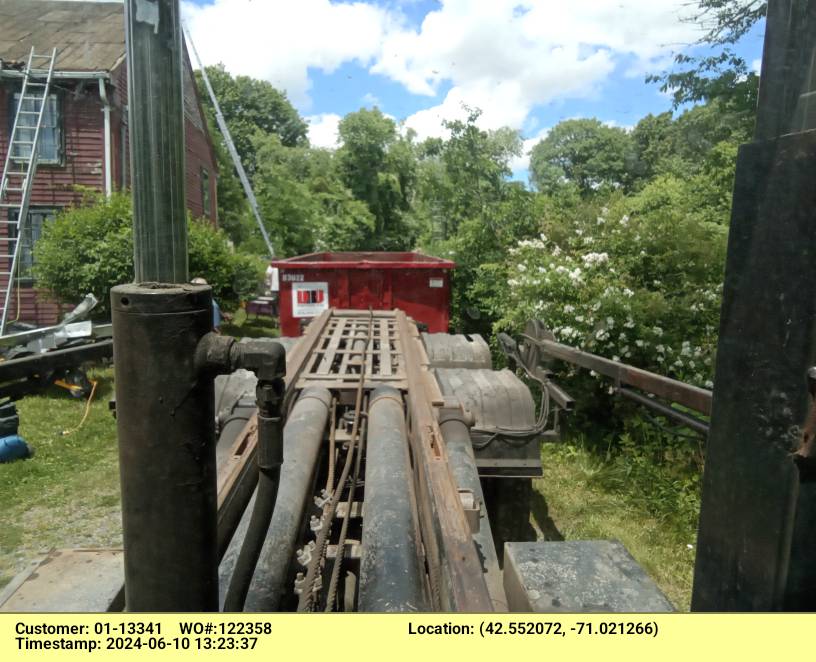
[476,180,728,529]
[489,183,727,389]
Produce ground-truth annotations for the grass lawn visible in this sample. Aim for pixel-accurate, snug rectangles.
[0,366,121,590]
[533,443,698,611]
[221,312,279,339]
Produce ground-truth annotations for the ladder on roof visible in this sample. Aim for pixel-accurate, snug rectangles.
[0,47,57,336]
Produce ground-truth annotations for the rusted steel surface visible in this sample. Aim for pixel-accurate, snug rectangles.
[216,415,259,559]
[395,310,493,612]
[527,335,712,416]
[283,308,331,389]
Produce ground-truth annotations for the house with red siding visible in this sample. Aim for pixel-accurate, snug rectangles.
[0,0,219,327]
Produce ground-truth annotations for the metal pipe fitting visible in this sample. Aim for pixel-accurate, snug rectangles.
[112,283,217,612]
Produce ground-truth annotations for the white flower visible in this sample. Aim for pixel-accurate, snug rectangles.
[517,264,527,272]
[564,304,575,314]
[623,288,634,298]
[612,355,620,362]
[606,317,615,328]
[596,216,605,225]
[620,214,629,226]
[575,228,583,236]
[635,340,644,348]
[552,246,562,257]
[652,326,663,336]
[601,206,610,215]
[575,315,584,323]
[705,380,714,389]
[581,252,609,267]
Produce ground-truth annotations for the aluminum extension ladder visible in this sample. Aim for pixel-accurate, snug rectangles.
[0,47,57,336]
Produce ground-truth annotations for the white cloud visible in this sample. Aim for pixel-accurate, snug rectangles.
[306,113,342,149]
[362,92,381,107]
[509,127,550,173]
[752,57,762,74]
[385,0,702,139]
[184,0,705,135]
[182,0,395,107]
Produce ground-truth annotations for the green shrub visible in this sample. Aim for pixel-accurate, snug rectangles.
[33,192,264,318]
[473,177,727,523]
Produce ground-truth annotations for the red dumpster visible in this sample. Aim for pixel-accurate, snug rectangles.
[271,252,455,336]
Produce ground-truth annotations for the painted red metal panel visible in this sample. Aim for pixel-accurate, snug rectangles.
[271,252,455,336]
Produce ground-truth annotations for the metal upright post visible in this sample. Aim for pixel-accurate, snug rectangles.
[125,0,188,283]
[113,0,217,611]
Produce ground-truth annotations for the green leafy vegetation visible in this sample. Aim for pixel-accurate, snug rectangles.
[32,192,265,316]
[535,442,698,610]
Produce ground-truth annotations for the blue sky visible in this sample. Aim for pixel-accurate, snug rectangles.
[181,0,765,180]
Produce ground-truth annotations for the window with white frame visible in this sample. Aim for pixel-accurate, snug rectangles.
[7,208,57,283]
[10,93,61,164]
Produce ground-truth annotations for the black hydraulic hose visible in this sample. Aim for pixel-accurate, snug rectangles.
[223,464,280,611]
[223,400,284,611]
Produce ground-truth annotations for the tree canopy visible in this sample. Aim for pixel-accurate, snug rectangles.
[648,1,765,116]
[529,119,635,195]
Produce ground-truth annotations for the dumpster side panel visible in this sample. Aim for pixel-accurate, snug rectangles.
[392,269,450,332]
[274,253,453,336]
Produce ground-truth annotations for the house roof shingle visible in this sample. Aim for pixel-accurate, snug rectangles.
[0,0,125,72]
